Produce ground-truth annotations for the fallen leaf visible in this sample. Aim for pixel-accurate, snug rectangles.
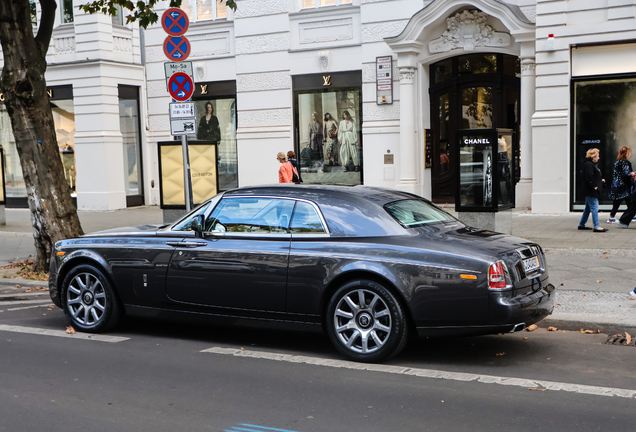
[559,283,564,286]
[14,284,20,288]
[25,289,32,293]
[582,293,587,296]
[47,306,54,311]
[629,297,635,301]
[557,303,562,306]
[523,337,528,340]
[626,332,632,345]
[578,329,601,334]
[596,281,601,283]
[495,352,505,356]
[528,388,547,392]
[66,326,76,335]
[547,326,558,331]
[604,252,609,255]
[526,324,539,332]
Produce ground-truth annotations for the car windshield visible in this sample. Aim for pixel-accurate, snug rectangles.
[384,199,458,228]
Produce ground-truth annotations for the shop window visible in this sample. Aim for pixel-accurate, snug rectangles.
[61,0,73,23]
[191,81,237,191]
[180,0,227,21]
[573,77,636,209]
[119,85,143,206]
[302,0,352,8]
[1,86,76,206]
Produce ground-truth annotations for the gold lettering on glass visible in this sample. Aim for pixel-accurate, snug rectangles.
[200,84,208,95]
[322,76,331,86]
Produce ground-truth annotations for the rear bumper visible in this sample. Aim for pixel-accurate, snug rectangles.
[416,281,555,338]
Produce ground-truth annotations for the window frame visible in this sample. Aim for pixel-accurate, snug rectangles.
[184,0,228,22]
[199,195,330,238]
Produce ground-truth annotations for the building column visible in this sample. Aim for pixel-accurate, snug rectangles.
[397,67,417,193]
[516,57,535,208]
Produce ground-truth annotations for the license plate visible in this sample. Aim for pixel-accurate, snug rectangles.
[522,256,540,273]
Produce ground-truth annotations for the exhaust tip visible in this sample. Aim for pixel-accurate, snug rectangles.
[510,323,526,333]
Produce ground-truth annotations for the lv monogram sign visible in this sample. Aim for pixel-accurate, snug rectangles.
[322,75,331,86]
[200,84,208,95]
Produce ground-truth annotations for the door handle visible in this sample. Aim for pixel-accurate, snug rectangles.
[179,241,207,248]
[165,241,181,247]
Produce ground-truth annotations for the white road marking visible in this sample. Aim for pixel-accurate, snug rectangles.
[0,299,52,306]
[7,304,52,311]
[0,325,130,343]
[201,347,636,400]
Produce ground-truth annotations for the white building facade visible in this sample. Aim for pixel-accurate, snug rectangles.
[2,0,636,214]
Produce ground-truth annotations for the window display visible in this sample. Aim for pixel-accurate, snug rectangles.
[191,97,237,191]
[573,77,636,209]
[295,88,362,185]
[1,89,76,206]
[119,86,143,205]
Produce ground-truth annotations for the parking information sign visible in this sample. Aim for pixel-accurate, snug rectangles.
[170,102,196,119]
[168,72,194,102]
[170,119,197,136]
[164,61,193,79]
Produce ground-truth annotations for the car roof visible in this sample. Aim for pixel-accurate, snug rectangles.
[224,184,420,206]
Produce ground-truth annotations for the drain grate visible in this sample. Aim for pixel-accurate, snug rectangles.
[603,333,636,347]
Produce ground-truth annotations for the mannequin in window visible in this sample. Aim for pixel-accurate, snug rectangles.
[338,110,359,172]
[197,102,221,142]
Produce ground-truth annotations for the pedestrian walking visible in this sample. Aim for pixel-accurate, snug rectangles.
[578,148,608,232]
[277,152,293,183]
[607,146,635,223]
[287,151,303,183]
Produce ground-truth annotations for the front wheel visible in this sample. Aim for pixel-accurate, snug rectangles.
[325,280,408,363]
[62,264,121,332]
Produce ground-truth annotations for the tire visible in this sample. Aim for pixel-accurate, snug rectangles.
[325,279,408,363]
[61,264,121,333]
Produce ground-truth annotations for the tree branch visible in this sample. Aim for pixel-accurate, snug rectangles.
[35,0,57,56]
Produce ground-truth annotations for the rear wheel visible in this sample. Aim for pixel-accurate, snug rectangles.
[325,279,408,363]
[62,264,121,332]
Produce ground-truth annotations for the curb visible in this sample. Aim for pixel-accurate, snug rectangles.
[542,318,636,336]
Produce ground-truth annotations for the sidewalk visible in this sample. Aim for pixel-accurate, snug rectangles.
[1,206,635,334]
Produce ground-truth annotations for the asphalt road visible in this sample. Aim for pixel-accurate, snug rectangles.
[1,290,635,432]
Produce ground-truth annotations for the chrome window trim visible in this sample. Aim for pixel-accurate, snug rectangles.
[204,195,330,236]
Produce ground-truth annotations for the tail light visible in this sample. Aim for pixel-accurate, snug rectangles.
[489,261,509,289]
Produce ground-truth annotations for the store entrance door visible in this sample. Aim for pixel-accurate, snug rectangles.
[429,54,521,205]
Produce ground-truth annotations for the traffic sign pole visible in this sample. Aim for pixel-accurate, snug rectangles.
[162,8,193,211]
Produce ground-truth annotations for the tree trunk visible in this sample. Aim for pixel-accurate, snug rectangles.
[0,0,83,272]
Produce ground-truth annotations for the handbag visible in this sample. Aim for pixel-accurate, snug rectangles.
[290,163,301,184]
[328,128,337,139]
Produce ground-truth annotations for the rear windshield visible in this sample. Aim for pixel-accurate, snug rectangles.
[384,199,458,228]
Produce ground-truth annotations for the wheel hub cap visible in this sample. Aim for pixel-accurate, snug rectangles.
[83,292,94,305]
[357,312,372,329]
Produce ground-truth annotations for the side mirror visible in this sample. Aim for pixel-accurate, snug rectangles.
[190,215,204,238]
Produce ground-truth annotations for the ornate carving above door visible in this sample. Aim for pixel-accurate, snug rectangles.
[429,10,511,53]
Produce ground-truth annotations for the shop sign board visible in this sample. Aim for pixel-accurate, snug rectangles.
[376,56,393,105]
[169,102,196,120]
[161,8,189,36]
[168,72,194,102]
[170,119,197,136]
[163,36,191,61]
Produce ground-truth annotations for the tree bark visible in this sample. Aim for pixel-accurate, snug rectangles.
[0,0,83,272]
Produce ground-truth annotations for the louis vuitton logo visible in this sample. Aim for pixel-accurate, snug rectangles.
[200,84,208,95]
[322,75,331,86]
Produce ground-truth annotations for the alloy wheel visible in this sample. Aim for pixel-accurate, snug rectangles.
[66,272,107,327]
[333,289,392,354]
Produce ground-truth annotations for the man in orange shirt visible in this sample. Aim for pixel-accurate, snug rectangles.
[278,152,294,183]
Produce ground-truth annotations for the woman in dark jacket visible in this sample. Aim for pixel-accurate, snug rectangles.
[287,151,302,183]
[578,148,607,232]
[607,146,634,223]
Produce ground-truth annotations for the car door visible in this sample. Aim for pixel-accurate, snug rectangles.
[166,196,294,312]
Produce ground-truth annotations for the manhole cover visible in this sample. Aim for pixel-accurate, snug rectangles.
[603,333,636,347]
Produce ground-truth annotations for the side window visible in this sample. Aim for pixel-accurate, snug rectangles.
[290,202,326,234]
[171,202,210,231]
[206,197,294,234]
